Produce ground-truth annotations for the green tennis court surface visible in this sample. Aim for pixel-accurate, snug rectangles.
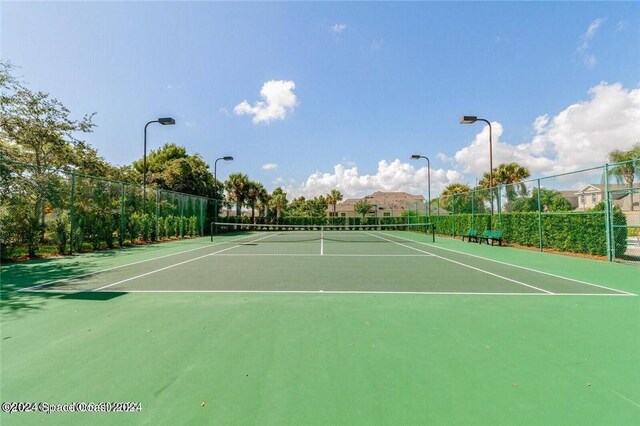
[1,231,639,424]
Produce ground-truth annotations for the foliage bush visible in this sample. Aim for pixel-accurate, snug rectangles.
[431,209,627,256]
[52,212,70,255]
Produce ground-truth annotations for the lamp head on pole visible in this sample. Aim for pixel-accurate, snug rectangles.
[158,117,176,125]
[459,116,478,124]
[222,156,233,161]
[410,154,421,160]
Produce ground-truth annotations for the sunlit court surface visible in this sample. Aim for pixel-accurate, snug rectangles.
[2,229,638,425]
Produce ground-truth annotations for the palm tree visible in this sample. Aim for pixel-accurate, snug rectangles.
[225,173,250,219]
[256,185,270,220]
[480,162,530,212]
[269,187,288,221]
[354,199,372,219]
[246,181,265,222]
[440,183,477,213]
[609,143,640,210]
[326,189,343,217]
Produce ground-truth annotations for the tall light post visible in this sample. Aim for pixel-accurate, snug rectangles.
[143,117,175,210]
[411,154,433,241]
[214,156,234,184]
[410,154,431,219]
[460,116,493,229]
[214,156,233,224]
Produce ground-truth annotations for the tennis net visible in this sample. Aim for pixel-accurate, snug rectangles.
[210,222,434,243]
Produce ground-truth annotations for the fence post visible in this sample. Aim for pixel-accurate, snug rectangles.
[69,172,76,254]
[471,188,476,229]
[497,184,503,229]
[155,190,160,241]
[452,194,456,237]
[603,163,613,261]
[536,179,543,252]
[120,182,126,248]
[180,193,185,238]
[200,197,205,237]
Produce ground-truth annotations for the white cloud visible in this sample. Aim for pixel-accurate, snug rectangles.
[453,82,640,178]
[331,23,347,34]
[283,160,462,199]
[284,82,639,199]
[578,18,606,67]
[262,163,278,170]
[234,80,298,124]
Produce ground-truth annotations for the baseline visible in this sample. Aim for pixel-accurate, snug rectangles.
[382,232,635,296]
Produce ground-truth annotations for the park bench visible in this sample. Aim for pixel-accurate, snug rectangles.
[477,230,504,246]
[461,228,478,242]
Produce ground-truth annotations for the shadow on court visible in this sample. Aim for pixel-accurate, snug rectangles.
[0,255,130,319]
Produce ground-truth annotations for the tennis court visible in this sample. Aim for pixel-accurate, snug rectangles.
[1,228,639,424]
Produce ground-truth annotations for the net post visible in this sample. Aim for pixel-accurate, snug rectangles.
[536,179,543,252]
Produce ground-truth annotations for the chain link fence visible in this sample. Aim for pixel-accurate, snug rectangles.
[0,159,220,259]
[431,160,639,264]
[2,158,638,263]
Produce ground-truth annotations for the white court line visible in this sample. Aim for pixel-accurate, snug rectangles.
[320,228,324,256]
[16,235,255,292]
[93,289,632,296]
[381,232,635,296]
[91,233,279,292]
[366,232,555,294]
[612,390,640,409]
[212,253,431,257]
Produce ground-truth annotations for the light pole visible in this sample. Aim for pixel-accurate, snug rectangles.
[411,154,433,241]
[410,154,431,219]
[143,117,175,210]
[213,156,233,224]
[214,156,234,184]
[460,116,493,229]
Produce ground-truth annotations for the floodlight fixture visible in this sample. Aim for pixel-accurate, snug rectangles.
[143,116,176,211]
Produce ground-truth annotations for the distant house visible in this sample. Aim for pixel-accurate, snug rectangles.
[329,191,432,218]
[573,184,640,211]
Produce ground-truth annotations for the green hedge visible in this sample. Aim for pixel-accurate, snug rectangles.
[431,210,626,257]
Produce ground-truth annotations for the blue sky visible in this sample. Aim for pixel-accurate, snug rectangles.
[2,1,639,199]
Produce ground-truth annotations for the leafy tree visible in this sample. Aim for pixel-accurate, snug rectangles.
[309,195,328,217]
[608,143,640,210]
[289,196,308,217]
[132,143,187,177]
[1,61,95,255]
[439,183,484,213]
[132,143,218,198]
[511,188,572,212]
[0,62,95,170]
[289,195,328,218]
